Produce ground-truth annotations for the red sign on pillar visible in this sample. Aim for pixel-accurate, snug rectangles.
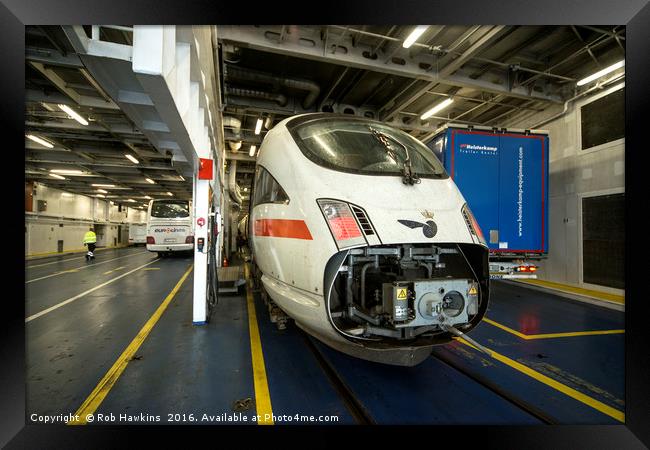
[198,158,213,180]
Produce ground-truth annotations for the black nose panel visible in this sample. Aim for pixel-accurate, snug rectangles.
[424,221,437,238]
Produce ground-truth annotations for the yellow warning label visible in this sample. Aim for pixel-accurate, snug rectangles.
[397,288,407,299]
[468,286,478,295]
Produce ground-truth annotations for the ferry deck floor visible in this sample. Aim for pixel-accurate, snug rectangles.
[24,246,624,425]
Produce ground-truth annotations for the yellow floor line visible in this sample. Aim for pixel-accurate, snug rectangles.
[483,318,625,340]
[142,268,161,271]
[524,329,625,339]
[103,266,126,275]
[26,251,150,284]
[517,279,624,304]
[67,264,193,425]
[456,337,625,423]
[244,263,274,425]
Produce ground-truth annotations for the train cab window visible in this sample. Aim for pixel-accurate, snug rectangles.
[252,166,289,207]
[290,118,448,179]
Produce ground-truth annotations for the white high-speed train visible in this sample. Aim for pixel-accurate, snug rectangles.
[248,113,489,366]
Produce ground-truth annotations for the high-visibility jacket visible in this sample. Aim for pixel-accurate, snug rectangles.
[83,231,97,244]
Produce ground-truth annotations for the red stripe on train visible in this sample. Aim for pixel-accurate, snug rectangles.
[254,219,313,240]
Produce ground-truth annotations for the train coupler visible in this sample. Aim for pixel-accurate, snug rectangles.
[439,323,491,355]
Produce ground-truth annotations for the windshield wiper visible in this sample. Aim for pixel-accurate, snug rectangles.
[368,127,420,185]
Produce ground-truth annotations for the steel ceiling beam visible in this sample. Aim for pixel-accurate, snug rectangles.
[28,61,119,110]
[26,46,84,68]
[217,26,563,104]
[519,32,614,87]
[578,25,625,41]
[26,158,179,171]
[25,120,141,136]
[382,26,506,121]
[225,152,256,162]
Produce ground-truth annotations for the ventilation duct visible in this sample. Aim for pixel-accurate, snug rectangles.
[225,65,320,109]
[222,116,241,137]
[225,86,288,107]
[228,141,242,152]
[228,160,243,205]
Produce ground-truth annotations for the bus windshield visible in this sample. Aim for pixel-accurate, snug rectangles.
[150,200,190,219]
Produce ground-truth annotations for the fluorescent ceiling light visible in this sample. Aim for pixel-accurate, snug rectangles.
[178,175,185,181]
[96,189,108,194]
[127,199,136,203]
[96,194,106,198]
[40,102,56,112]
[58,104,88,126]
[49,173,66,180]
[249,145,257,157]
[50,169,83,175]
[144,195,152,199]
[254,118,263,135]
[92,184,115,187]
[420,98,454,120]
[576,60,625,86]
[125,154,139,164]
[167,192,173,196]
[26,134,53,148]
[145,178,155,184]
[403,26,429,49]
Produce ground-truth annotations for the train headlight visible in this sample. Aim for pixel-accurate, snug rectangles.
[461,203,487,247]
[317,199,367,250]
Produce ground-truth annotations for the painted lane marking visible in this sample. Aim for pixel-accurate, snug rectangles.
[26,251,149,284]
[142,268,161,271]
[483,318,625,340]
[516,279,624,304]
[103,266,126,275]
[456,337,624,423]
[25,259,160,322]
[68,264,193,425]
[244,263,274,425]
[27,256,86,268]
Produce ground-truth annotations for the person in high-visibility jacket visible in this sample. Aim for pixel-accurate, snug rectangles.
[83,227,97,261]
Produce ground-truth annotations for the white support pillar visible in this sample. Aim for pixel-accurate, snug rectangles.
[192,172,210,325]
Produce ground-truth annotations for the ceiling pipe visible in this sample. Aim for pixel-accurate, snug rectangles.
[225,86,288,107]
[225,65,320,109]
[531,73,624,129]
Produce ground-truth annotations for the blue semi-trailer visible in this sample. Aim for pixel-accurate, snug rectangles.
[428,125,549,278]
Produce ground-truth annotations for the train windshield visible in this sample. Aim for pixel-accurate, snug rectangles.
[150,200,190,218]
[293,119,447,178]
